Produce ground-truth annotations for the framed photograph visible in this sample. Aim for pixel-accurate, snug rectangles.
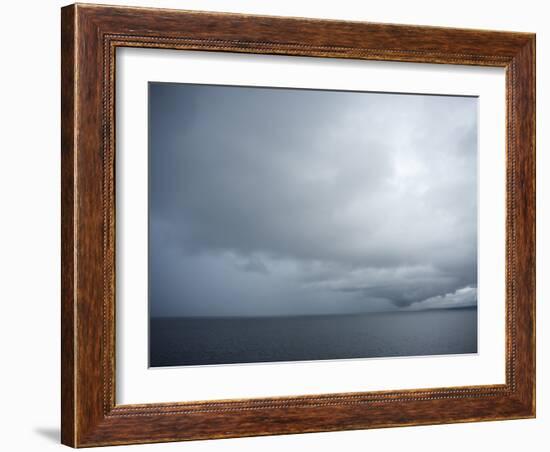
[61,3,535,447]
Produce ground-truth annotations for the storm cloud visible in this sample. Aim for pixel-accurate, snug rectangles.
[149,83,477,317]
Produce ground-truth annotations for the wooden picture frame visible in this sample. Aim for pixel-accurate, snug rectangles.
[61,3,535,447]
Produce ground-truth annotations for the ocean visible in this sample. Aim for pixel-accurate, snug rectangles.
[149,307,477,367]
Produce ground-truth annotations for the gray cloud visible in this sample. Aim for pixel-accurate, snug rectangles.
[405,286,477,311]
[149,83,477,317]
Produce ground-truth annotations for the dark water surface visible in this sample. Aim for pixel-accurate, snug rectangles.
[149,308,477,367]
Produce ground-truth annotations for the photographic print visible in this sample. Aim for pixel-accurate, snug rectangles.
[61,6,536,444]
[148,82,478,367]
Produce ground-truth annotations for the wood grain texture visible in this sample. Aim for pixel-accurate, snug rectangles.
[60,5,76,446]
[60,3,536,447]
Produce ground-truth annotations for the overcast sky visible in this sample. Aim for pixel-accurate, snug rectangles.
[149,82,478,317]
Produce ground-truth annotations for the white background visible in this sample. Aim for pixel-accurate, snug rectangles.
[117,49,506,404]
[0,0,546,451]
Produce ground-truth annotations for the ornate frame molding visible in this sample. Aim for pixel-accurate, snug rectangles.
[62,4,535,447]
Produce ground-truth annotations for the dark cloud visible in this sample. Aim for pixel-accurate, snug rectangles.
[149,83,477,316]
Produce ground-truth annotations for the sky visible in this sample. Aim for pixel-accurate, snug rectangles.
[149,82,478,318]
